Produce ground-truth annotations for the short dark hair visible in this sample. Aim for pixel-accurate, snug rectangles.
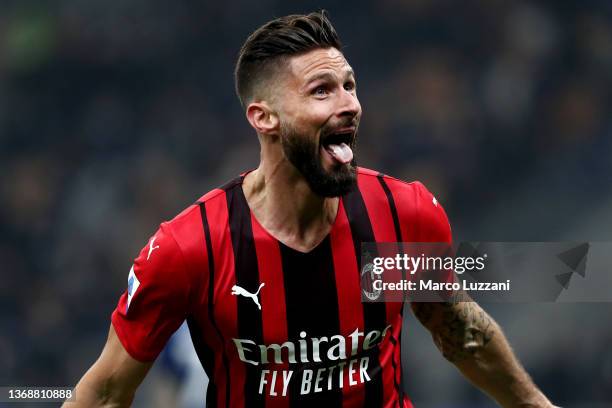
[234,11,342,108]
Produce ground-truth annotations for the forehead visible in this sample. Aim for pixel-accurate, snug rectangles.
[287,48,353,83]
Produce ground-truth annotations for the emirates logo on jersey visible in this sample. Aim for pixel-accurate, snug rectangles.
[232,325,391,396]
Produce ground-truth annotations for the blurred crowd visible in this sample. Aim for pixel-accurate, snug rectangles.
[1,0,611,406]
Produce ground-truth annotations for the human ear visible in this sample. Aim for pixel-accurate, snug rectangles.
[246,102,280,136]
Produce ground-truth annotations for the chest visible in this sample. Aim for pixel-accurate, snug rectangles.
[205,225,402,350]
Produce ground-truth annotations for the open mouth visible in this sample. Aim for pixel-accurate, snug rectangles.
[321,129,355,147]
[321,128,355,164]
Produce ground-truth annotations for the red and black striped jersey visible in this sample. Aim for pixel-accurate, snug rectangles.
[112,167,452,408]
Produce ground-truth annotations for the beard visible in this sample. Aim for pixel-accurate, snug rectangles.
[280,120,358,197]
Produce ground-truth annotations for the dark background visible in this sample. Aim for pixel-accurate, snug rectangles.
[1,0,611,406]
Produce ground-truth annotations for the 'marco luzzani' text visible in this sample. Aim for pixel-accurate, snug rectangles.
[232,326,391,397]
[372,278,511,292]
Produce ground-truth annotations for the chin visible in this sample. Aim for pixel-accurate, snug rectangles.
[308,160,358,197]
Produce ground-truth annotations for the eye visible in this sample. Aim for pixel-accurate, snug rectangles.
[313,86,328,96]
[344,81,355,91]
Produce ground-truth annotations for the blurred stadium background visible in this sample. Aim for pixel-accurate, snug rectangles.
[1,0,611,406]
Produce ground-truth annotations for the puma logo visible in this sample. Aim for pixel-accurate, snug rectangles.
[231,283,265,310]
[147,236,160,260]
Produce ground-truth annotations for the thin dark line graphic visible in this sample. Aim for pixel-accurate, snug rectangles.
[343,183,387,407]
[377,174,407,407]
[226,184,265,408]
[199,201,231,408]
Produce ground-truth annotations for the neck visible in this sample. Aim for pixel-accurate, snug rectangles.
[243,142,339,252]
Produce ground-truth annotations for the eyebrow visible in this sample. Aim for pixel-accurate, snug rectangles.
[303,68,355,86]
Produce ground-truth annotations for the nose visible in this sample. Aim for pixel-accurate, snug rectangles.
[338,88,361,119]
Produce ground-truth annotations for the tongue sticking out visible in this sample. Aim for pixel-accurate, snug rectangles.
[326,143,353,164]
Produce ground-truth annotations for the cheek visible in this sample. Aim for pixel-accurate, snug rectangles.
[300,105,333,129]
[282,98,333,133]
[288,114,328,135]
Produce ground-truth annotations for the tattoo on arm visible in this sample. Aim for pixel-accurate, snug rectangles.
[413,300,495,363]
[413,298,554,406]
[411,302,435,326]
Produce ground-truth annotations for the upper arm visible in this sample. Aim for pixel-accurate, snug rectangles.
[111,223,195,361]
[407,181,456,326]
[98,324,153,391]
[64,325,153,407]
[67,222,198,406]
[411,301,496,363]
[405,182,493,361]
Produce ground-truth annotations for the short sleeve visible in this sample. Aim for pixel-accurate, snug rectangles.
[111,223,193,362]
[414,182,452,244]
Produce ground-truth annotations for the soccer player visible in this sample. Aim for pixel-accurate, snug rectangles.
[65,11,555,408]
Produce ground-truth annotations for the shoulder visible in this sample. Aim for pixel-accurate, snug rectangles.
[163,176,240,247]
[356,167,452,243]
[356,166,435,205]
[148,181,231,282]
[160,174,244,264]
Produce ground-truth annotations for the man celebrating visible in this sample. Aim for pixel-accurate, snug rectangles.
[66,11,554,407]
